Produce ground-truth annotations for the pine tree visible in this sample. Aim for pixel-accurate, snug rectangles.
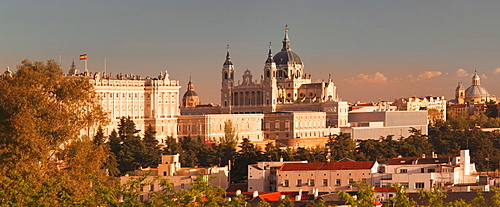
[143,125,161,167]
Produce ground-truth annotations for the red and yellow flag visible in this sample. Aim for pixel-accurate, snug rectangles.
[79,54,87,60]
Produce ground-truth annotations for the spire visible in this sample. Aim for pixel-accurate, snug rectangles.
[223,44,233,66]
[187,73,195,91]
[281,25,290,51]
[266,42,275,63]
[456,81,464,90]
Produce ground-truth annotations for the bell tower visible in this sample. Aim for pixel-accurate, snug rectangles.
[221,45,234,109]
[455,82,465,104]
[263,43,277,111]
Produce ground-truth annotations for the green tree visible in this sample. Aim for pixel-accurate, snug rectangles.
[142,125,162,167]
[326,133,356,161]
[418,186,447,207]
[388,183,417,207]
[485,100,498,118]
[0,59,109,205]
[338,181,376,207]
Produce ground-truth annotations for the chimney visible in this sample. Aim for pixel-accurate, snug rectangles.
[295,194,302,201]
[253,190,259,199]
[280,195,286,200]
[299,188,303,195]
[422,154,426,158]
[236,189,241,195]
[314,188,319,198]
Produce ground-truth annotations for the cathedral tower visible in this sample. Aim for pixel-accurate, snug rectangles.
[455,82,465,104]
[263,43,278,110]
[182,74,200,108]
[221,45,234,109]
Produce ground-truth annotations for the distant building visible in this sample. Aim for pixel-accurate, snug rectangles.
[342,110,428,140]
[373,150,478,193]
[392,96,447,122]
[180,27,349,131]
[181,75,200,108]
[120,154,229,202]
[248,160,308,192]
[177,113,264,142]
[277,161,378,192]
[68,63,181,142]
[453,71,496,105]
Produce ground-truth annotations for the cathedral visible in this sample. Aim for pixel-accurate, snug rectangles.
[181,27,348,128]
[454,71,496,105]
[219,26,338,114]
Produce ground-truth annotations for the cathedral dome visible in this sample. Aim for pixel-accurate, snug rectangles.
[273,50,302,65]
[273,26,303,65]
[465,85,490,99]
[182,76,200,108]
[183,90,199,98]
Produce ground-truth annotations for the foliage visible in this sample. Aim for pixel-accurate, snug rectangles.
[418,186,447,207]
[387,183,417,207]
[338,181,376,207]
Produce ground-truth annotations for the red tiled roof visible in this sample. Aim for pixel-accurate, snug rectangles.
[374,187,396,192]
[279,161,376,171]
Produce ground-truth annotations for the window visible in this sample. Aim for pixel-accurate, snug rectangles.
[428,169,436,173]
[284,180,289,187]
[400,169,408,173]
[297,179,302,186]
[323,179,328,186]
[181,184,185,189]
[421,168,425,173]
[336,179,341,186]
[349,179,354,185]
[415,183,425,189]
[401,182,409,188]
[150,184,154,192]
[308,179,315,187]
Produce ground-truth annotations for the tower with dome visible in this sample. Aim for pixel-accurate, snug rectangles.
[455,71,496,105]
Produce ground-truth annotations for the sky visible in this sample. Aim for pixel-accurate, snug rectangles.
[2,0,500,103]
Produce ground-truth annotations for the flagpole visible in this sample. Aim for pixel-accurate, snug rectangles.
[104,58,107,74]
[85,58,88,72]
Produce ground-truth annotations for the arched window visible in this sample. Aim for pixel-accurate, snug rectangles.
[266,70,270,78]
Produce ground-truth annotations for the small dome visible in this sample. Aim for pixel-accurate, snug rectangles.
[273,50,302,65]
[183,90,199,98]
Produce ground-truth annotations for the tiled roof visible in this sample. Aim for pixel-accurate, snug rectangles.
[279,161,376,171]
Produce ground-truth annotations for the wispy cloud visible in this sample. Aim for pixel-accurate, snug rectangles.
[481,74,488,79]
[348,72,388,84]
[456,68,469,77]
[494,68,500,74]
[418,71,442,80]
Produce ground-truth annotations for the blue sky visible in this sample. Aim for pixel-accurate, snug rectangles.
[2,0,500,103]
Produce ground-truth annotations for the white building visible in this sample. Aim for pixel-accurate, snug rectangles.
[248,160,308,192]
[342,110,428,140]
[177,113,264,142]
[120,154,229,202]
[373,150,478,193]
[392,96,447,122]
[69,63,181,143]
[277,161,378,192]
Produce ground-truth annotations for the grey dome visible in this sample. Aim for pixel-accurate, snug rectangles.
[273,50,302,65]
[465,85,490,99]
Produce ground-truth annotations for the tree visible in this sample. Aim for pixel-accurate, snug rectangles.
[142,125,162,167]
[338,181,376,207]
[418,186,447,207]
[326,133,356,161]
[0,59,109,205]
[388,183,417,207]
[232,138,263,183]
[485,100,498,118]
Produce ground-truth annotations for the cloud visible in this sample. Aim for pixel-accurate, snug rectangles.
[418,71,442,79]
[349,72,388,84]
[456,68,469,77]
[481,74,488,79]
[494,68,500,74]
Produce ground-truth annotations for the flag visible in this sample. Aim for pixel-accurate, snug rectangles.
[79,54,87,60]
